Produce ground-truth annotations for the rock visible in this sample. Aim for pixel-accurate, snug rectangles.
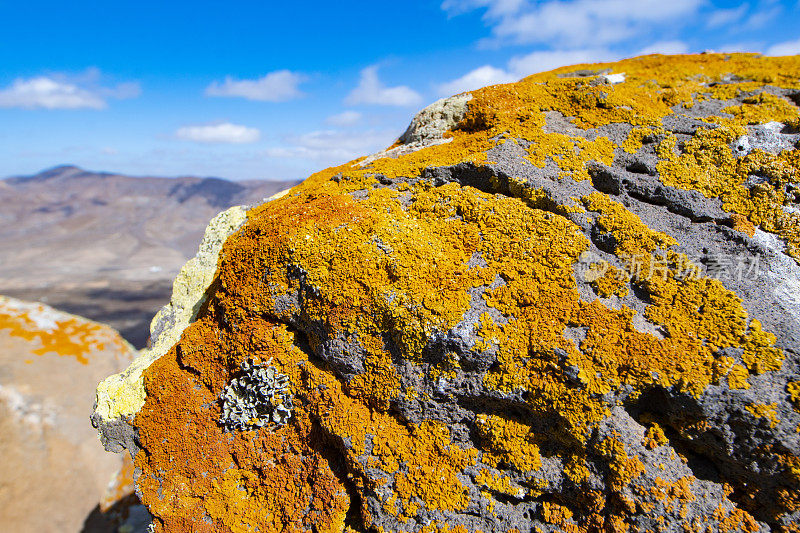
[92,204,251,453]
[0,296,139,532]
[94,53,800,532]
[94,453,150,533]
[357,94,473,168]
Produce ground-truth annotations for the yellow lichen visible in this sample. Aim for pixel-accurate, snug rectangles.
[476,414,542,472]
[622,126,656,154]
[475,469,525,499]
[657,122,800,260]
[644,423,669,449]
[746,402,780,428]
[582,191,678,263]
[789,382,800,412]
[722,92,800,125]
[526,132,615,181]
[584,260,630,298]
[126,53,799,531]
[727,364,751,390]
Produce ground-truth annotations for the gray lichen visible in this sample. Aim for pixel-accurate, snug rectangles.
[218,358,293,432]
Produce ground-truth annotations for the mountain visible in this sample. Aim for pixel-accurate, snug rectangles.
[0,166,298,347]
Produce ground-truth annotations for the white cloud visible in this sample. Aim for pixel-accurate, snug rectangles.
[0,77,104,109]
[206,70,306,102]
[437,0,705,94]
[0,74,139,110]
[443,0,702,48]
[743,5,781,29]
[713,41,760,54]
[706,4,748,28]
[442,0,526,17]
[638,40,690,55]
[436,48,621,97]
[325,110,363,127]
[263,129,397,162]
[509,48,619,76]
[436,65,518,96]
[766,38,800,56]
[101,82,142,99]
[345,66,423,107]
[175,122,261,144]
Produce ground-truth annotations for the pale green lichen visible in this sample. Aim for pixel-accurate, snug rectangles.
[218,358,293,432]
[93,205,251,422]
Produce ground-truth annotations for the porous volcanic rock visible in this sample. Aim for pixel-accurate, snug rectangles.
[0,296,139,532]
[94,53,800,532]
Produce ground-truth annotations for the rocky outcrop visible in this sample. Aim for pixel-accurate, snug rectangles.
[94,53,800,532]
[0,296,139,532]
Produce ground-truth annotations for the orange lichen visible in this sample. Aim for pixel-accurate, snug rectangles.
[727,364,751,390]
[776,454,800,514]
[134,319,352,533]
[712,505,760,533]
[722,92,800,125]
[0,299,129,364]
[128,54,800,531]
[644,423,669,450]
[419,524,477,533]
[584,260,629,298]
[596,436,645,492]
[475,469,524,498]
[746,402,780,428]
[650,476,696,504]
[729,213,757,237]
[99,453,137,513]
[475,414,542,472]
[526,132,615,181]
[378,420,478,517]
[563,454,591,485]
[540,501,579,531]
[789,381,800,412]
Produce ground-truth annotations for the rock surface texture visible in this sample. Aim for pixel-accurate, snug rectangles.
[0,296,138,532]
[94,54,800,532]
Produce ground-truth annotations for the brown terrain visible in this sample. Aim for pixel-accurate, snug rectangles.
[0,165,298,347]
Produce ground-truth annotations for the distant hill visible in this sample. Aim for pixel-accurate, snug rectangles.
[0,165,299,347]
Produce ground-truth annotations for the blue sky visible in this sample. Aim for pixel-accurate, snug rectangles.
[1,0,799,181]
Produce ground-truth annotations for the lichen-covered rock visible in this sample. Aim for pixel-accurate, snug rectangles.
[95,53,800,532]
[0,296,137,532]
[93,453,150,533]
[218,358,294,431]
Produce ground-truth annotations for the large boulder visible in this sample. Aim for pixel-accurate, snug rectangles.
[0,296,138,532]
[94,53,800,532]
